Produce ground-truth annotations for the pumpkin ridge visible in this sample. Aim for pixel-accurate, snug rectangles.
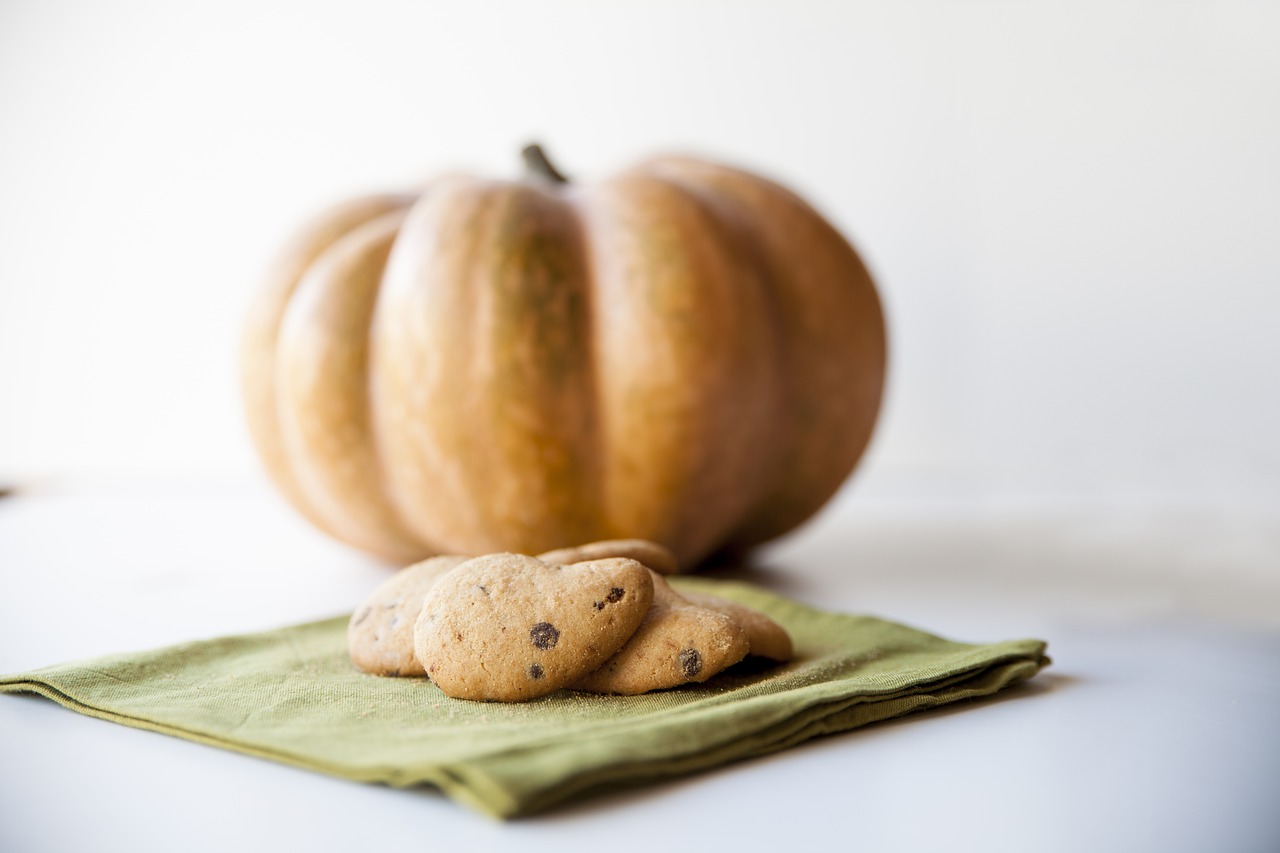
[558,187,612,548]
[471,183,603,551]
[242,193,415,547]
[276,209,433,560]
[632,166,800,551]
[580,172,782,564]
[372,180,603,555]
[370,180,504,551]
[634,172,790,556]
[641,159,886,547]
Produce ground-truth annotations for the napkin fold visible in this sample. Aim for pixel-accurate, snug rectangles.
[0,577,1048,818]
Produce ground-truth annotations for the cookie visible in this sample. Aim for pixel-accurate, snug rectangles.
[537,539,680,576]
[573,570,750,695]
[414,554,654,701]
[348,555,470,676]
[678,589,793,662]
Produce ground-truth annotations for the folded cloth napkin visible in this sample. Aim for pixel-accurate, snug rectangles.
[0,577,1048,818]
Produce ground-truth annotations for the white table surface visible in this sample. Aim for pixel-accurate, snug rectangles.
[2,481,1277,853]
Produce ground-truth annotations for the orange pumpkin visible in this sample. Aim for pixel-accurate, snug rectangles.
[241,146,886,567]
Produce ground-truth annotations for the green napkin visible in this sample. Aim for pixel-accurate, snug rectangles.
[0,577,1048,818]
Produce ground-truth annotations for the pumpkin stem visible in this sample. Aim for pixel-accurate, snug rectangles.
[522,143,570,184]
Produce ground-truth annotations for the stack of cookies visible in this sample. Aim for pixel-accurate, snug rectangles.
[347,540,792,702]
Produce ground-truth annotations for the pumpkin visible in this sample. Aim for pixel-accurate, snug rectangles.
[241,145,886,567]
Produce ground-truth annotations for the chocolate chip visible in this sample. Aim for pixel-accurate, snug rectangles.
[388,615,401,629]
[606,587,625,603]
[352,606,371,626]
[530,622,560,650]
[593,601,604,611]
[678,649,702,679]
[477,585,489,596]
[529,663,544,680]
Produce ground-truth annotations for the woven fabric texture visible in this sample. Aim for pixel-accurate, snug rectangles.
[0,577,1048,818]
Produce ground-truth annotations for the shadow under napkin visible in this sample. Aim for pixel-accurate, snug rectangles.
[0,577,1049,819]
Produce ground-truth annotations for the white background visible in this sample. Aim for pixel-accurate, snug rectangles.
[2,0,1277,512]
